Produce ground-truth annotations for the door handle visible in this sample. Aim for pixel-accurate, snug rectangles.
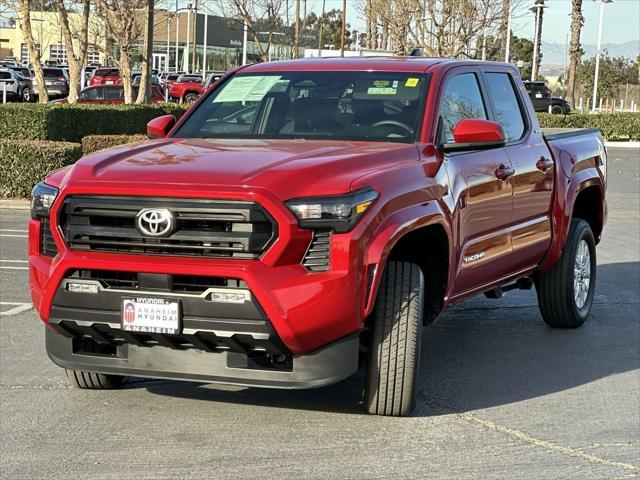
[495,164,515,181]
[536,157,554,171]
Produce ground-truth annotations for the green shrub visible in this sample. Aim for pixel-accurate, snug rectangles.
[0,140,82,198]
[82,134,148,155]
[536,112,640,141]
[0,103,189,143]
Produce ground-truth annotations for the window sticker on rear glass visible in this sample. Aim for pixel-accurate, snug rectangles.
[405,78,419,87]
[367,80,398,95]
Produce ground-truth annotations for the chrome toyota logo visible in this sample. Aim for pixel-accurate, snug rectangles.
[136,208,175,237]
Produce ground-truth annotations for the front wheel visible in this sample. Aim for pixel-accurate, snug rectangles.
[22,87,32,102]
[536,219,597,328]
[364,261,424,416]
[551,104,564,114]
[66,369,124,389]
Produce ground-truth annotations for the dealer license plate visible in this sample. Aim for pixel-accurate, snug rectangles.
[106,80,114,85]
[535,93,542,98]
[122,297,180,334]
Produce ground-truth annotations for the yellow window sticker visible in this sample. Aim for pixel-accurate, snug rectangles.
[405,78,419,87]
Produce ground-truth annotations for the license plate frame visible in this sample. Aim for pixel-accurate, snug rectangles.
[121,297,181,334]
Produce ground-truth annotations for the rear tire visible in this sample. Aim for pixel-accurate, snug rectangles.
[551,104,564,114]
[66,369,124,389]
[364,261,424,417]
[536,219,597,328]
[184,93,198,103]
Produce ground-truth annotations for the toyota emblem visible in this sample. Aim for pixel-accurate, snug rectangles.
[136,208,175,237]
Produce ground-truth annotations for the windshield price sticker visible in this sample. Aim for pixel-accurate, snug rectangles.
[367,79,398,95]
[214,75,282,103]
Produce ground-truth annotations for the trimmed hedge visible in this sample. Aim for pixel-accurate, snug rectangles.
[0,140,82,198]
[537,112,640,141]
[0,103,188,143]
[82,134,148,155]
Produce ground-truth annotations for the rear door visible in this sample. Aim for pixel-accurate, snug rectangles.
[481,68,554,270]
[436,67,515,297]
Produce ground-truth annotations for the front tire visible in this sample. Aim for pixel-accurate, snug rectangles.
[22,87,31,102]
[184,93,198,103]
[66,369,124,389]
[551,104,564,114]
[536,219,597,328]
[364,261,424,416]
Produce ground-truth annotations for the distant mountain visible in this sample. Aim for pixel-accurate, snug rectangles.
[541,40,639,66]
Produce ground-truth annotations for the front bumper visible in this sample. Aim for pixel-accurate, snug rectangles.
[46,328,359,389]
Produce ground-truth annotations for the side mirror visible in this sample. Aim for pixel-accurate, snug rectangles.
[147,114,176,139]
[441,119,506,153]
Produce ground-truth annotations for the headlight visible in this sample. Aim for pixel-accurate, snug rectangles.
[30,182,59,219]
[285,188,378,233]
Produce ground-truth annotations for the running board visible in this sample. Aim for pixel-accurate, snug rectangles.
[483,277,533,299]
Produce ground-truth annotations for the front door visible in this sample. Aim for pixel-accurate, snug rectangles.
[436,68,515,297]
[153,54,167,72]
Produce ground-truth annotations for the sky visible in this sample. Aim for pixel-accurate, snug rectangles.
[200,0,640,47]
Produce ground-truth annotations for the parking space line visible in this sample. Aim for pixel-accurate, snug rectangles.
[0,302,32,316]
[0,229,27,233]
[0,260,27,263]
[0,234,27,238]
[0,266,28,270]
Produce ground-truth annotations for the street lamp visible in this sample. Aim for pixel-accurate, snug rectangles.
[592,0,613,112]
[529,0,546,81]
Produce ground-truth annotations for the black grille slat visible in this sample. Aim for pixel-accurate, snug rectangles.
[60,196,277,258]
[40,219,58,257]
[302,231,331,272]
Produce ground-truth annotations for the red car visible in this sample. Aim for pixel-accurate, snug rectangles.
[30,58,606,416]
[168,73,204,103]
[89,67,121,86]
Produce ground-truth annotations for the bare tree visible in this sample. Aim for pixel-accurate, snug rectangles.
[18,0,48,102]
[96,0,144,103]
[213,0,287,62]
[566,0,583,107]
[55,0,90,104]
[135,0,153,104]
[531,0,544,80]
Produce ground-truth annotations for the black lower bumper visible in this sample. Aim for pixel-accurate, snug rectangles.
[46,328,359,389]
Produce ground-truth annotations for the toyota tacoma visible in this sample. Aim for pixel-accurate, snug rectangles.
[29,58,606,416]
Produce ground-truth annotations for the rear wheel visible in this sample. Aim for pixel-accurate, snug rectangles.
[184,93,199,103]
[536,219,597,328]
[364,261,424,416]
[551,104,564,114]
[22,87,31,102]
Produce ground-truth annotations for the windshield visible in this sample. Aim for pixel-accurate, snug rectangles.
[174,71,428,143]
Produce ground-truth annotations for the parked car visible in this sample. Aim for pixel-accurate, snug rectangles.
[6,65,33,78]
[132,74,162,87]
[30,58,607,417]
[89,68,121,86]
[55,84,165,104]
[168,73,204,102]
[0,68,32,102]
[204,71,225,89]
[162,72,185,91]
[523,80,571,114]
[31,67,69,99]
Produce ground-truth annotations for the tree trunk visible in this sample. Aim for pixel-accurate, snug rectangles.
[136,0,154,104]
[56,0,90,104]
[499,0,509,59]
[19,0,48,103]
[567,0,584,107]
[119,55,134,104]
[532,2,544,80]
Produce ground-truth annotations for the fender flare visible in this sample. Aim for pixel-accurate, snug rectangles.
[540,169,604,271]
[362,201,452,316]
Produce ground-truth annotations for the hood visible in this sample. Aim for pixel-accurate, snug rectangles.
[61,138,420,199]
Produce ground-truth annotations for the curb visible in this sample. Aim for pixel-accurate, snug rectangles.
[0,199,30,210]
[604,142,640,149]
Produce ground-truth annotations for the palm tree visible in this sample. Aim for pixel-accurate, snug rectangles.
[567,0,584,108]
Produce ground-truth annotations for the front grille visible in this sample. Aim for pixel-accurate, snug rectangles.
[67,269,139,289]
[40,218,58,257]
[59,196,277,258]
[302,231,331,272]
[172,274,247,292]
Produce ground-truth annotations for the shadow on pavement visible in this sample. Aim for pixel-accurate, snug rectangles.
[141,262,639,416]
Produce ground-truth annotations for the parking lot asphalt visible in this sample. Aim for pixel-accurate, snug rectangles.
[0,147,638,479]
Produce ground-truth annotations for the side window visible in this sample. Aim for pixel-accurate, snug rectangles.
[83,87,100,100]
[105,87,123,100]
[485,73,526,141]
[439,73,487,143]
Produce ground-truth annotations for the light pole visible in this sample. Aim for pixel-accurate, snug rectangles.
[166,16,171,72]
[529,1,546,81]
[185,3,192,73]
[202,10,208,80]
[592,0,613,112]
[242,18,248,65]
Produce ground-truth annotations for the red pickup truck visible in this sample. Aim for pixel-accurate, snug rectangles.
[30,58,606,416]
[168,73,204,103]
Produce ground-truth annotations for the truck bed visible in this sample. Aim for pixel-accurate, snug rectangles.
[542,128,600,141]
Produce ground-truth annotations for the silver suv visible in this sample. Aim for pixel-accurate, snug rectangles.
[0,68,33,102]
